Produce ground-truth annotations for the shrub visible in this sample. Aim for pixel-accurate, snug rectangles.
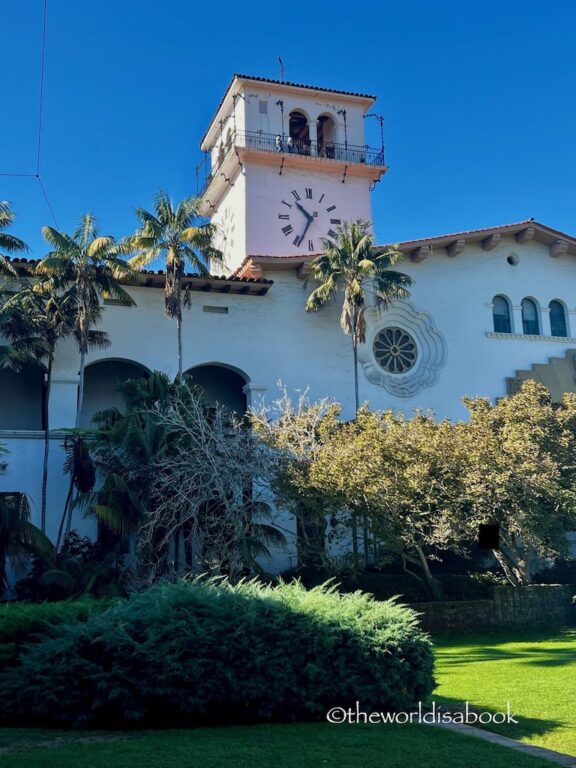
[0,579,434,728]
[15,532,128,601]
[0,598,112,669]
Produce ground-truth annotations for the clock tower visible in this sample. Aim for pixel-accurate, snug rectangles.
[198,74,387,274]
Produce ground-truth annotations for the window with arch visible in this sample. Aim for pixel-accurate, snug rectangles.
[549,300,568,337]
[288,110,310,154]
[317,114,336,158]
[521,298,540,335]
[492,295,512,333]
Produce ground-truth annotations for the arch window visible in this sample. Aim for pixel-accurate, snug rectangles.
[317,115,336,158]
[288,111,310,155]
[184,364,248,415]
[0,361,45,430]
[521,298,540,335]
[492,295,512,333]
[549,300,568,337]
[79,359,150,428]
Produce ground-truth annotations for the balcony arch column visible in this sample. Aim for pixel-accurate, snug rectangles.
[308,119,318,155]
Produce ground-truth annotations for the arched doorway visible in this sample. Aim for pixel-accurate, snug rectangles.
[184,364,248,414]
[0,361,45,430]
[79,359,150,427]
[317,114,336,158]
[288,110,310,155]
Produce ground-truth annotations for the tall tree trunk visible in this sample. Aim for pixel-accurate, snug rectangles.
[76,349,86,428]
[414,544,444,600]
[40,357,53,534]
[183,518,193,572]
[352,336,359,414]
[177,315,183,381]
[350,330,360,565]
[56,475,75,551]
[174,526,181,578]
[64,488,76,541]
[362,514,370,568]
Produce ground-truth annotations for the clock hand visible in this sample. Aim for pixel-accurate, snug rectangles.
[298,217,312,245]
[295,201,313,222]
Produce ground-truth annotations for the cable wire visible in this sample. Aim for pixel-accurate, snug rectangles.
[1,0,58,229]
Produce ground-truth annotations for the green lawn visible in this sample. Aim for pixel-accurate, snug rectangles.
[433,627,576,757]
[1,626,574,767]
[0,723,555,768]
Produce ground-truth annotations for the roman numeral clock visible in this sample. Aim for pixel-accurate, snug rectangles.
[278,188,341,252]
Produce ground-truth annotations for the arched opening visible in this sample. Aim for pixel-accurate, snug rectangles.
[492,295,512,333]
[79,359,150,428]
[0,361,45,430]
[549,300,568,337]
[317,114,336,158]
[288,111,310,155]
[521,298,540,335]
[185,364,248,415]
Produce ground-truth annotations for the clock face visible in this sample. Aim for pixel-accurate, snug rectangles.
[277,187,341,252]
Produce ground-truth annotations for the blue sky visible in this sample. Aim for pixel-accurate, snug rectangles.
[2,0,576,259]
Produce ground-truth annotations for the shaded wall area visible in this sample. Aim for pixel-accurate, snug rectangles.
[185,364,248,414]
[0,363,45,430]
[79,359,149,428]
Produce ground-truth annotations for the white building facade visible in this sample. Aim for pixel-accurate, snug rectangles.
[3,74,576,572]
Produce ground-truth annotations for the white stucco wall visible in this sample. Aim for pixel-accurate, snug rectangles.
[210,173,247,272]
[3,233,576,572]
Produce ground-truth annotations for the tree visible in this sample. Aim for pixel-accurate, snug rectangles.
[309,408,469,599]
[0,200,28,278]
[0,284,77,533]
[85,374,284,583]
[0,446,54,592]
[251,388,343,570]
[128,191,222,380]
[461,380,576,586]
[305,220,412,414]
[35,213,136,427]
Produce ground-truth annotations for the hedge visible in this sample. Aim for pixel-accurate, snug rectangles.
[0,598,112,670]
[0,579,434,727]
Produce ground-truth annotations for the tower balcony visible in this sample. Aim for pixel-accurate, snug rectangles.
[198,129,387,211]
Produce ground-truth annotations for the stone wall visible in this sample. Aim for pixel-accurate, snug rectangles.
[411,584,574,631]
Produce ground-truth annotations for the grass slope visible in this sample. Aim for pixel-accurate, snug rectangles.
[0,723,555,768]
[433,627,576,757]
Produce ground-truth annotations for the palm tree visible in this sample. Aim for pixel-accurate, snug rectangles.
[306,220,413,413]
[128,191,222,380]
[0,284,78,532]
[0,491,54,593]
[0,201,29,277]
[35,213,136,427]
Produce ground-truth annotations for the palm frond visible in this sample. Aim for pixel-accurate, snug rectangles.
[154,190,175,226]
[41,226,78,253]
[0,233,29,254]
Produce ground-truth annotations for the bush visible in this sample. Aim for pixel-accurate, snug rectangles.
[15,532,128,601]
[0,598,112,669]
[0,579,434,728]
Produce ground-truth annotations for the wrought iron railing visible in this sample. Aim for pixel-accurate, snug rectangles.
[199,130,385,197]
